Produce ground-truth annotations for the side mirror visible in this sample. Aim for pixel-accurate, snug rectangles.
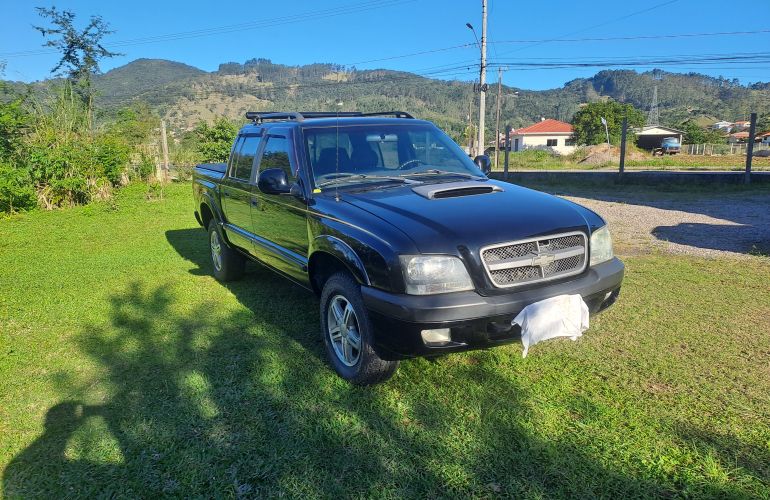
[257,168,290,194]
[474,154,492,174]
[289,181,305,202]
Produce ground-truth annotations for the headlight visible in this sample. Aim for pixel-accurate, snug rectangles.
[399,255,474,295]
[590,225,614,266]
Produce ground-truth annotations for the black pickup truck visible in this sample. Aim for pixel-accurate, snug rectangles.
[193,111,624,384]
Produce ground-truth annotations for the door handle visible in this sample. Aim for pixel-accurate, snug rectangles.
[223,191,230,197]
[250,199,259,207]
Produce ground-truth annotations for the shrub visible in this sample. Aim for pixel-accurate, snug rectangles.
[195,117,238,163]
[0,163,36,213]
[91,135,131,185]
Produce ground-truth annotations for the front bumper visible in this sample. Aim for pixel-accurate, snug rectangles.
[362,257,624,359]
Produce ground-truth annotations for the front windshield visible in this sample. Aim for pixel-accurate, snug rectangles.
[303,123,484,185]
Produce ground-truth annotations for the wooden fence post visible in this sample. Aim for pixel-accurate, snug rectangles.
[160,120,170,182]
[504,125,511,180]
[745,113,757,184]
[619,117,627,179]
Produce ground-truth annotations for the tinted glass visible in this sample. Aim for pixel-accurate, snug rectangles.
[303,123,482,182]
[228,136,244,173]
[260,136,294,181]
[233,135,260,181]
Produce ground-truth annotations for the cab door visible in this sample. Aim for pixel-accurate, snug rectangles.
[221,133,261,254]
[252,131,309,283]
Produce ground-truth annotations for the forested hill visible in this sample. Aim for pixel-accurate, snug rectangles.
[10,58,770,136]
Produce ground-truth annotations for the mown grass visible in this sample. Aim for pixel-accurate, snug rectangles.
[1,182,769,498]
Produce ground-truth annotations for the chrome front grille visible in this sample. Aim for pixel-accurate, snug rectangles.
[481,232,587,288]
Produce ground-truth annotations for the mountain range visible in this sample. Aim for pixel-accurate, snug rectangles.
[8,58,770,137]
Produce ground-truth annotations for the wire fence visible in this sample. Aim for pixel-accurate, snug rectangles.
[684,142,770,155]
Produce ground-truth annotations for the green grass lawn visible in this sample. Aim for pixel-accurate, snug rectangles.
[1,182,769,498]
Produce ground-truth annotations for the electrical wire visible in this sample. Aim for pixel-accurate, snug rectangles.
[0,0,412,58]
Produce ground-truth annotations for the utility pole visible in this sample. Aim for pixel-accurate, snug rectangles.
[494,67,503,169]
[478,0,488,156]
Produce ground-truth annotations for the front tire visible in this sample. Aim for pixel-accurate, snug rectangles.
[320,272,399,385]
[207,220,245,282]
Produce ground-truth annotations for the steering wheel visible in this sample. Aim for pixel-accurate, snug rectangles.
[397,158,425,170]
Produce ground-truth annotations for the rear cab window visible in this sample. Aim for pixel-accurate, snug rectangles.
[229,134,262,182]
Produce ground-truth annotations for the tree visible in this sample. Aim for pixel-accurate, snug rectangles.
[195,118,239,163]
[571,101,645,146]
[757,115,770,134]
[0,63,30,162]
[34,7,121,127]
[677,120,725,145]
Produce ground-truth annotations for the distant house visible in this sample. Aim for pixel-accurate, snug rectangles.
[508,119,576,155]
[634,125,684,150]
[728,131,750,143]
[733,121,751,131]
[712,121,733,131]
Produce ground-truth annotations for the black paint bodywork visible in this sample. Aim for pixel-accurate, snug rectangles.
[193,116,624,359]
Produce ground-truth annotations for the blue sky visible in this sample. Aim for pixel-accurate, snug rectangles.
[1,0,768,90]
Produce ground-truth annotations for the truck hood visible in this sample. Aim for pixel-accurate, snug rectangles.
[341,179,603,254]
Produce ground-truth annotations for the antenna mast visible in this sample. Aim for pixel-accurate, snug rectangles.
[647,70,662,127]
[646,86,659,127]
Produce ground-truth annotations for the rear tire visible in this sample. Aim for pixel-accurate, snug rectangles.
[207,220,245,282]
[320,272,399,385]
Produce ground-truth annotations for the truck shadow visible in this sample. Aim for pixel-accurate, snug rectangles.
[3,227,762,497]
[521,182,770,256]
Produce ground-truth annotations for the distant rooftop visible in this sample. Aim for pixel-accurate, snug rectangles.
[513,119,573,135]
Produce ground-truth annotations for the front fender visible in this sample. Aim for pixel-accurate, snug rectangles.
[310,235,371,286]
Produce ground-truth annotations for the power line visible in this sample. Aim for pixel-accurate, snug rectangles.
[490,29,770,46]
[0,0,411,58]
[338,29,770,74]
[494,0,683,57]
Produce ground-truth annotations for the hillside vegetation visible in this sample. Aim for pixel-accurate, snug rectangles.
[7,59,770,137]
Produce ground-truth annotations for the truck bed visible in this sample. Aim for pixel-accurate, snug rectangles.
[194,162,227,182]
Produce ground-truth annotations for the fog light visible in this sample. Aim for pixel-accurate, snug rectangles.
[421,328,451,346]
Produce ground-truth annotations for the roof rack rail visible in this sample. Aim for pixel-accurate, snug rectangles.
[244,110,414,123]
[358,111,414,119]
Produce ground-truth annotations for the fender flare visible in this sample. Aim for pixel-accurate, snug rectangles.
[310,235,371,286]
[201,191,225,225]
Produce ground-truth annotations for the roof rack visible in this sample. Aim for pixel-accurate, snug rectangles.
[244,110,414,123]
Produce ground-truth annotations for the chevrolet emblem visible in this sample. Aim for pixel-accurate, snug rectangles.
[531,252,556,267]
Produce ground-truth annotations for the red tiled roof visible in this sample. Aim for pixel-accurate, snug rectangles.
[731,132,749,138]
[514,119,573,134]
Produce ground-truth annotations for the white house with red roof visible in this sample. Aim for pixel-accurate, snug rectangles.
[508,118,576,155]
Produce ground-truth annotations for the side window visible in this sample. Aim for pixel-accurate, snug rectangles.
[260,136,295,182]
[232,135,261,181]
[228,136,245,173]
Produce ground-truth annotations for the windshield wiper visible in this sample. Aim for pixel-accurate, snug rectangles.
[403,169,482,179]
[316,174,411,188]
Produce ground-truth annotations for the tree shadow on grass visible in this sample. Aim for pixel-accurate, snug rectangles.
[4,229,766,497]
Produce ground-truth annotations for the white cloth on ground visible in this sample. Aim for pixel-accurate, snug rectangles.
[512,294,589,358]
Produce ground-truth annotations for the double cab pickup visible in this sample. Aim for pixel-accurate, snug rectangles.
[193,111,624,384]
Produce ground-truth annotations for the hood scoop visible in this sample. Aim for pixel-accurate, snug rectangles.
[412,181,503,200]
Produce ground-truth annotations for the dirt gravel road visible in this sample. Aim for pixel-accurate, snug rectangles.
[563,193,770,259]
